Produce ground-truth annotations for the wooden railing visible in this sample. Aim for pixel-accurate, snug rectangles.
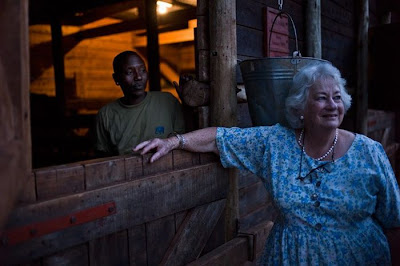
[1,151,231,265]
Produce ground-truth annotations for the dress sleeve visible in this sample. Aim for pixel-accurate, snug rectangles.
[216,126,274,176]
[373,142,400,228]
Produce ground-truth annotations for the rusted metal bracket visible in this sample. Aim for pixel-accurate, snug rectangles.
[1,201,116,247]
[237,232,256,262]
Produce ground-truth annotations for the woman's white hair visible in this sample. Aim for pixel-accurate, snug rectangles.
[285,61,352,129]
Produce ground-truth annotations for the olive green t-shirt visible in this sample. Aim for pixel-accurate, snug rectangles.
[95,91,185,155]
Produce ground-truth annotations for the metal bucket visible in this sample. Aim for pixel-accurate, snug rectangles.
[240,57,327,126]
[239,11,328,126]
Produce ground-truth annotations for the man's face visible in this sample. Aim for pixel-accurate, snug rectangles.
[113,54,148,98]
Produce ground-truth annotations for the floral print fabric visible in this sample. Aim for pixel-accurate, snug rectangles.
[216,124,400,265]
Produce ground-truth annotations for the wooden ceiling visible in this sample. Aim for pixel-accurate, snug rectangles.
[29,0,197,26]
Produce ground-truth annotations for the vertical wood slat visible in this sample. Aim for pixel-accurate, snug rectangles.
[142,152,173,176]
[0,0,31,230]
[146,214,176,266]
[35,165,85,200]
[84,157,126,190]
[305,0,322,58]
[125,155,144,180]
[89,230,129,266]
[172,150,200,170]
[42,244,89,266]
[128,224,147,266]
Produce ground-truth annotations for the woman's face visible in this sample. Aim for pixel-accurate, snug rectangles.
[303,78,344,131]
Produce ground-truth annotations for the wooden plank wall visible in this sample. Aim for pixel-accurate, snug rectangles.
[236,0,357,87]
[1,151,229,265]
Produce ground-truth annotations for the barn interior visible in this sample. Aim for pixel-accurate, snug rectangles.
[29,0,198,168]
[1,0,400,264]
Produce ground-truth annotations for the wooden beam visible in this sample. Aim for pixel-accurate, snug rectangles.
[132,24,195,47]
[161,199,226,265]
[1,163,227,264]
[0,0,31,230]
[73,8,196,41]
[209,0,238,242]
[305,0,322,58]
[145,0,161,91]
[62,0,144,26]
[356,0,369,134]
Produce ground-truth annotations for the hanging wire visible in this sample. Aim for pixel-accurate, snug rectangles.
[278,0,283,10]
[268,11,300,57]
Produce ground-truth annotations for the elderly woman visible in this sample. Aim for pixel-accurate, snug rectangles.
[134,62,400,265]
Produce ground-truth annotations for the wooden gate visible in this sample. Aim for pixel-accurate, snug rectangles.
[0,151,233,265]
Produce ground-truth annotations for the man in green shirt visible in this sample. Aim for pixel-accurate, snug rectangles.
[95,51,185,156]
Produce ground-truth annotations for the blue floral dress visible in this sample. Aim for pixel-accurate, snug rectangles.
[216,124,400,265]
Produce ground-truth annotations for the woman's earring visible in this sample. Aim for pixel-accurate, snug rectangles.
[300,115,304,122]
[116,82,120,85]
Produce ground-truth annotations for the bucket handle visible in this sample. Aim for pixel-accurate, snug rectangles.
[268,11,301,57]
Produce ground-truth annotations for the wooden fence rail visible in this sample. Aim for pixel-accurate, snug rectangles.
[1,151,232,265]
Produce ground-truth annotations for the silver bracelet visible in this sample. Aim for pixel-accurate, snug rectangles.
[175,133,186,149]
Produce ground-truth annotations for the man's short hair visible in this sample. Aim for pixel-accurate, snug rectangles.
[112,51,143,73]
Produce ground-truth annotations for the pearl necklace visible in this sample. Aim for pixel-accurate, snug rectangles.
[298,128,338,161]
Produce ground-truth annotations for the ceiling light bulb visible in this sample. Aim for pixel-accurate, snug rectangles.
[157,1,172,14]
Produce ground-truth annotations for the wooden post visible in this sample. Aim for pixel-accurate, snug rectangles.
[145,0,161,91]
[356,0,369,135]
[0,0,31,230]
[305,0,322,58]
[209,0,238,241]
[196,0,210,82]
[51,19,66,116]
